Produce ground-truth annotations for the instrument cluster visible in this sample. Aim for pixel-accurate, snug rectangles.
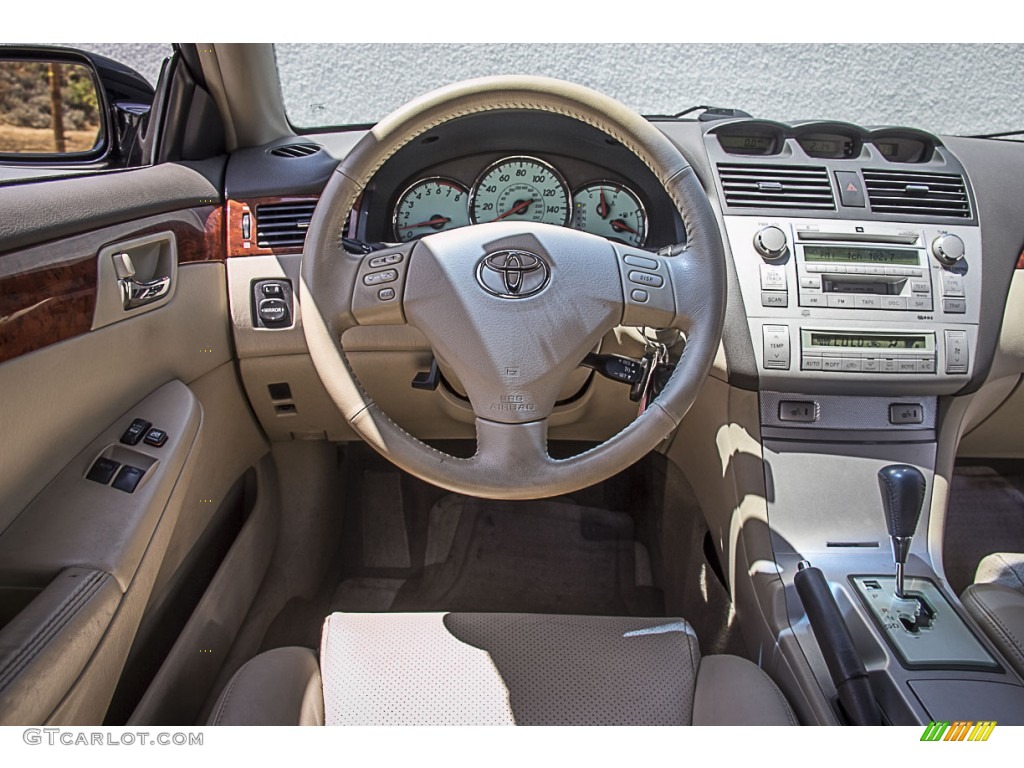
[391,154,649,247]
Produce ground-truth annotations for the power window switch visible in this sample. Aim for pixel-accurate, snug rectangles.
[112,465,145,493]
[86,457,121,485]
[120,418,152,446]
[143,428,168,447]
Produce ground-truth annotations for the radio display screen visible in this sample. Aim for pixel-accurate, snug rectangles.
[809,333,928,349]
[803,245,920,265]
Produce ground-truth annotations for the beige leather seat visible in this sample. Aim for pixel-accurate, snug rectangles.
[961,553,1024,679]
[209,612,797,726]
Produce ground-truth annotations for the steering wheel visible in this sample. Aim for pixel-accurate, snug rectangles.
[301,76,726,500]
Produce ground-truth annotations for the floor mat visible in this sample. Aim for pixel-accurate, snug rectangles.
[944,465,1024,594]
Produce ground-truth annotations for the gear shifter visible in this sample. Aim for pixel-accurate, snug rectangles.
[877,464,926,598]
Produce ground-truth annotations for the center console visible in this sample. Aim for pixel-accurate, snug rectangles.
[703,120,1024,725]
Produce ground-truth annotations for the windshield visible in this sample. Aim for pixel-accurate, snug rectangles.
[276,43,1024,137]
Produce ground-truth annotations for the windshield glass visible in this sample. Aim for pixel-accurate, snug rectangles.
[276,43,1024,137]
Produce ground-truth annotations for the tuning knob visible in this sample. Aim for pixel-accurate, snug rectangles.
[753,225,788,260]
[931,234,965,266]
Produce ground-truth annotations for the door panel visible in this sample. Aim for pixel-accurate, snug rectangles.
[0,162,269,724]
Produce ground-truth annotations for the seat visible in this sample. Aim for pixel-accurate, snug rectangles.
[961,553,1024,679]
[208,612,797,726]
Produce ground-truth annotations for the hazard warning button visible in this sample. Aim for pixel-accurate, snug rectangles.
[835,170,865,208]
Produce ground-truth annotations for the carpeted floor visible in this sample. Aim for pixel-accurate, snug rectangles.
[943,464,1024,594]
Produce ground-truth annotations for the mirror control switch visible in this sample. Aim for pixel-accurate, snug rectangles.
[120,418,152,446]
[86,457,121,485]
[112,465,145,494]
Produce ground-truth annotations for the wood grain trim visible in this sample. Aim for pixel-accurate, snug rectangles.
[226,196,319,257]
[0,207,224,365]
[1017,247,1024,270]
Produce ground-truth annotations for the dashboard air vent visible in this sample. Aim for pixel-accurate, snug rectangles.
[717,164,835,210]
[255,201,316,248]
[269,143,320,158]
[863,170,970,218]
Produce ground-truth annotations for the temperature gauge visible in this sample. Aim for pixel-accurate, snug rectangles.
[571,182,647,246]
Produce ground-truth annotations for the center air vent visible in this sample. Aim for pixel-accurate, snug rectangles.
[255,201,317,248]
[269,143,320,158]
[717,164,836,210]
[863,170,971,218]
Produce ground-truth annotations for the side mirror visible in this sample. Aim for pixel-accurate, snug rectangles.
[0,46,156,167]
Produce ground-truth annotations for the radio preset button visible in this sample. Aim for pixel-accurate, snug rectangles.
[865,266,885,276]
[806,264,825,273]
[762,325,791,370]
[884,267,903,276]
[942,298,967,314]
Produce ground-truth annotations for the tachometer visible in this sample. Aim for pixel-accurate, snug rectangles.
[571,181,647,246]
[392,177,470,242]
[469,156,570,226]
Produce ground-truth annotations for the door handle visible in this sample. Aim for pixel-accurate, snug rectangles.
[113,251,172,310]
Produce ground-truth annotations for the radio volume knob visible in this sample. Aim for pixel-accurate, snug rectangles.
[931,234,965,266]
[754,225,788,260]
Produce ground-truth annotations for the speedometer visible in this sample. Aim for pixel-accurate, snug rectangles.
[469,156,570,226]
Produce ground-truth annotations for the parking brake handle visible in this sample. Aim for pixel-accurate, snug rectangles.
[794,561,882,726]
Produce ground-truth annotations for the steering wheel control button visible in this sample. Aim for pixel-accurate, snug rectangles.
[889,403,925,425]
[944,330,969,374]
[761,291,788,308]
[835,171,866,208]
[630,289,649,303]
[363,269,399,286]
[476,250,550,298]
[258,298,291,327]
[120,418,152,446]
[378,288,396,301]
[753,225,788,260]
[628,270,663,288]
[86,457,121,485]
[112,465,145,494]
[143,428,168,448]
[932,233,965,266]
[779,400,818,423]
[762,325,791,370]
[623,254,658,270]
[369,253,404,269]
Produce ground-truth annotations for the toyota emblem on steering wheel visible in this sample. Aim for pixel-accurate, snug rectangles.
[476,250,551,299]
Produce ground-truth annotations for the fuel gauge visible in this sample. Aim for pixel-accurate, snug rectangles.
[572,182,647,246]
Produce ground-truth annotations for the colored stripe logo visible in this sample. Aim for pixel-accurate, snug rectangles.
[921,721,996,741]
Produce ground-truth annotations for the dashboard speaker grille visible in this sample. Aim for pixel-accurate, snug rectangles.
[269,143,320,158]
[717,164,836,210]
[863,170,971,218]
[255,201,317,248]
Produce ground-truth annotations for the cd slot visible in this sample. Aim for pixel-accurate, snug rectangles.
[796,230,920,245]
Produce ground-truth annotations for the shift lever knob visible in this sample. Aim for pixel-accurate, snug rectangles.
[877,464,926,597]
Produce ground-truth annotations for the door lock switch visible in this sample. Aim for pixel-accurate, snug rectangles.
[143,428,168,447]
[120,418,152,446]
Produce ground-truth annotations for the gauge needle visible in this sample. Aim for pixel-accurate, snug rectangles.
[597,188,610,219]
[494,199,534,221]
[610,219,639,235]
[397,216,451,230]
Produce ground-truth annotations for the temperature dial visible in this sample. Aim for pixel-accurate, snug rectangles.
[754,225,788,260]
[931,234,965,266]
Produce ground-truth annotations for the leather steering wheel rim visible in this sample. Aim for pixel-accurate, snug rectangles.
[300,75,726,500]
